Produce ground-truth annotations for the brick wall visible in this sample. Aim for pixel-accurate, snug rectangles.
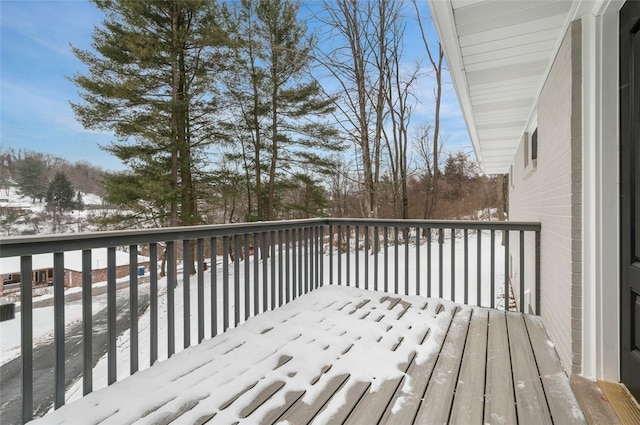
[509,21,582,374]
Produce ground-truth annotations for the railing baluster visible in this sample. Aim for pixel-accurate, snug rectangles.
[329,225,334,284]
[364,226,370,290]
[285,229,291,302]
[183,239,191,348]
[211,237,218,337]
[197,238,205,342]
[20,255,33,423]
[405,227,409,296]
[346,225,350,286]
[394,227,399,294]
[278,230,283,306]
[298,228,303,296]
[504,230,510,311]
[354,226,359,288]
[222,236,229,331]
[292,229,297,299]
[536,229,541,315]
[82,249,93,396]
[244,234,250,320]
[520,230,525,313]
[167,241,175,357]
[261,232,268,313]
[416,228,421,296]
[451,228,455,302]
[337,225,342,286]
[438,229,443,299]
[374,226,379,291]
[384,227,389,292]
[304,227,309,293]
[253,232,259,315]
[464,229,468,305]
[427,228,432,298]
[319,226,325,288]
[150,243,158,364]
[53,252,65,408]
[477,230,481,307]
[490,230,495,309]
[107,247,117,382]
[129,246,138,374]
[270,231,276,308]
[233,235,240,326]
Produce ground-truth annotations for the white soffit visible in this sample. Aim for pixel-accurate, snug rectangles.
[428,0,594,174]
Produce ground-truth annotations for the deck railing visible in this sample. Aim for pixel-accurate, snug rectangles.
[0,218,540,423]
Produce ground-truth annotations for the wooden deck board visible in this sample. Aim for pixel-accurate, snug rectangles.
[31,286,587,425]
[449,307,489,425]
[507,311,553,425]
[485,308,517,424]
[379,307,457,424]
[415,307,472,423]
[525,315,587,424]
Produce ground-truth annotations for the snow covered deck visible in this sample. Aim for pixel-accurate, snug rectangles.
[32,285,585,425]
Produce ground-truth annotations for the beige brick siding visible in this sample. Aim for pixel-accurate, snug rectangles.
[509,21,582,374]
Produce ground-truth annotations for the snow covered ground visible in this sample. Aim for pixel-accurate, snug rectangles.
[1,185,108,236]
[1,230,506,418]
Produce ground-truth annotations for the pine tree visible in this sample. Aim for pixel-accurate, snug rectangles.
[70,0,228,228]
[16,156,47,203]
[224,0,342,221]
[46,172,76,232]
[46,172,76,210]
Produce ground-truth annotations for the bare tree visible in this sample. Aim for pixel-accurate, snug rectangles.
[413,0,444,218]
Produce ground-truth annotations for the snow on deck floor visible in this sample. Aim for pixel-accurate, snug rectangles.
[32,285,585,425]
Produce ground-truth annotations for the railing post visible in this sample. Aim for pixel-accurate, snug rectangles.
[536,229,541,315]
[82,249,93,395]
[234,235,240,326]
[150,243,158,364]
[504,230,510,311]
[244,233,250,319]
[520,230,525,313]
[107,247,117,383]
[167,241,175,356]
[21,255,33,424]
[416,228,420,296]
[198,238,205,342]
[129,246,138,374]
[183,239,191,347]
[210,237,218,337]
[222,236,229,331]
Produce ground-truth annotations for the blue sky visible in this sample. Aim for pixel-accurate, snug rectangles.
[0,0,472,173]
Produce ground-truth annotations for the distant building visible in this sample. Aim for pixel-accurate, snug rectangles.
[0,248,150,292]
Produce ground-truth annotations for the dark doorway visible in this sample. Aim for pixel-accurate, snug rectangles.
[620,0,640,401]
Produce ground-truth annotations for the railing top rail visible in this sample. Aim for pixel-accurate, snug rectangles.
[325,218,541,231]
[0,217,540,258]
[0,218,328,257]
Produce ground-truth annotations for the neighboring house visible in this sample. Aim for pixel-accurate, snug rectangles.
[0,248,150,291]
[428,0,639,400]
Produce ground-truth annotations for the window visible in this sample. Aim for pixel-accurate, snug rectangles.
[523,128,538,170]
[531,129,538,162]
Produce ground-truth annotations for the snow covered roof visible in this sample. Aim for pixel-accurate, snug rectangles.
[0,248,150,274]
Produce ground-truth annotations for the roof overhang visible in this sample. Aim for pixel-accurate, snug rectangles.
[427,0,609,174]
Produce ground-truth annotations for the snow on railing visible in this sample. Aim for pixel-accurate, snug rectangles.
[0,218,540,424]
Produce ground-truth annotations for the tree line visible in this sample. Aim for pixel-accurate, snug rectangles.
[10,0,507,232]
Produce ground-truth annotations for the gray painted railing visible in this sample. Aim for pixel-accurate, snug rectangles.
[0,218,540,423]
